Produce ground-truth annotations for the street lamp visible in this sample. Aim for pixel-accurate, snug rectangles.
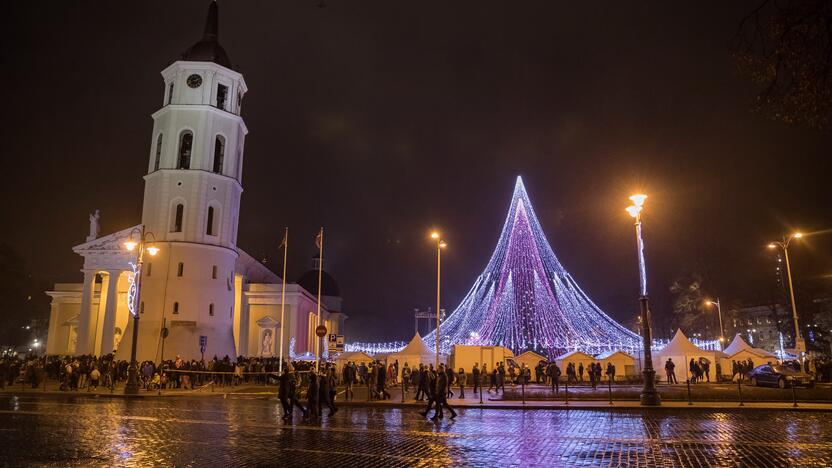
[430,231,447,368]
[626,194,660,406]
[767,232,804,353]
[704,298,725,350]
[123,225,158,395]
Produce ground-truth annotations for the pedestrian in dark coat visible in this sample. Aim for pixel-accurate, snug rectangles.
[432,365,457,420]
[307,372,319,421]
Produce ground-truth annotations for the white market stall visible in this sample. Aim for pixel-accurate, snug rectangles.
[595,350,637,381]
[387,334,437,380]
[515,350,549,370]
[653,329,719,381]
[554,350,596,381]
[334,351,375,375]
[720,334,776,377]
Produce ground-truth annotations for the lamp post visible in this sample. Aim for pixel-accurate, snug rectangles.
[768,233,804,353]
[705,298,725,350]
[626,194,660,406]
[430,231,447,368]
[123,225,158,395]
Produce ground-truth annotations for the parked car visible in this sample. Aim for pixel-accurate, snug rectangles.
[748,364,815,388]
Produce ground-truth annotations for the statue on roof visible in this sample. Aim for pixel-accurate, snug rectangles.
[87,209,100,242]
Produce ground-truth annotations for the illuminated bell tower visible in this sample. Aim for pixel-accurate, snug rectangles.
[117,1,247,362]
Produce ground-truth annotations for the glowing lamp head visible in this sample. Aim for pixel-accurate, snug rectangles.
[439,240,447,249]
[629,194,647,208]
[793,232,803,239]
[430,231,440,240]
[705,300,714,306]
[124,240,138,251]
[767,243,777,249]
[625,205,641,218]
[146,246,160,256]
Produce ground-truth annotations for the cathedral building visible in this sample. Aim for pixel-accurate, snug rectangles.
[44,2,346,362]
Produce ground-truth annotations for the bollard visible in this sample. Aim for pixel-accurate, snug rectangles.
[479,379,484,405]
[686,379,693,406]
[608,378,613,406]
[521,378,525,405]
[737,378,744,406]
[564,379,569,405]
[791,380,798,408]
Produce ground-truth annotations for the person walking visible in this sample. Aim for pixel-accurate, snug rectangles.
[458,368,467,399]
[578,363,584,383]
[471,363,480,396]
[497,363,506,393]
[446,365,455,399]
[547,362,561,394]
[689,358,697,384]
[420,367,438,418]
[377,362,391,400]
[278,369,292,420]
[307,372,319,422]
[432,364,457,420]
[414,364,426,401]
[606,362,616,384]
[665,358,677,384]
[289,369,307,420]
[402,363,411,394]
[488,365,497,393]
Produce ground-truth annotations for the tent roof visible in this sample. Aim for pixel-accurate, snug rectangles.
[554,350,595,361]
[396,333,435,356]
[596,350,635,360]
[723,333,775,358]
[516,350,549,361]
[659,329,710,356]
[335,351,373,361]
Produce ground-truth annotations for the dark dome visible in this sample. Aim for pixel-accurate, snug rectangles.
[180,1,232,69]
[296,270,341,297]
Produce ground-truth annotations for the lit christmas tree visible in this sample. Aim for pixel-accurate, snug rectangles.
[424,176,642,358]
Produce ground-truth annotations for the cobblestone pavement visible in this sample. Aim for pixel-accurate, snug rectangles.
[1,395,830,467]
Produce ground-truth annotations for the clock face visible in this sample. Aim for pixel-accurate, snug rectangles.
[186,74,203,88]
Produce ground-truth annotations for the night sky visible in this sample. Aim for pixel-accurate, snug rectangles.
[2,1,830,342]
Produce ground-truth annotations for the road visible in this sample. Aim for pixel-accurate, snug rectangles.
[1,394,830,466]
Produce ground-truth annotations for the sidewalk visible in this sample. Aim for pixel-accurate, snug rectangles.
[3,381,831,411]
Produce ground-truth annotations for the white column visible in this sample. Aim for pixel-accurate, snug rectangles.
[99,270,121,356]
[75,270,97,355]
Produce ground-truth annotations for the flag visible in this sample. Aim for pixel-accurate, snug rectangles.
[315,228,323,250]
[278,228,288,249]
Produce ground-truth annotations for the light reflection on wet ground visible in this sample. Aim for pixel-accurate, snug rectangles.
[0,395,830,466]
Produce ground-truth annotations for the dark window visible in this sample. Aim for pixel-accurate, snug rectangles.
[173,302,179,314]
[177,131,193,169]
[167,82,174,104]
[212,136,225,173]
[236,91,242,111]
[209,303,215,316]
[177,262,184,277]
[140,302,145,314]
[154,134,163,171]
[146,262,152,277]
[172,204,184,232]
[217,84,228,109]
[206,206,215,236]
[212,265,217,279]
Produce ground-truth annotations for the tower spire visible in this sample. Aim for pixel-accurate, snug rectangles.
[203,1,218,41]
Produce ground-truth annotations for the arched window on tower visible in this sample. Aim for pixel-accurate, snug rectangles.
[177,131,193,169]
[154,133,163,171]
[171,203,184,233]
[212,136,225,174]
[206,206,216,236]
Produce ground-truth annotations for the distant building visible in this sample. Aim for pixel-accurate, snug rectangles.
[724,303,787,352]
[44,2,345,361]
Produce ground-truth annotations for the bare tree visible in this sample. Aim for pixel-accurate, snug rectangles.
[733,0,832,129]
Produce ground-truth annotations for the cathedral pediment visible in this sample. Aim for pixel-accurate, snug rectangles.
[256,316,280,328]
[72,224,141,271]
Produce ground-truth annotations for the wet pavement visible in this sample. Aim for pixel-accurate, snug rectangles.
[1,395,830,467]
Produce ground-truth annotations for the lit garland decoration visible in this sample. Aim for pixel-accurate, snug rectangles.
[126,262,139,317]
[344,177,722,358]
[420,176,646,358]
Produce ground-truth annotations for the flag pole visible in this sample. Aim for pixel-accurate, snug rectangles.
[278,227,288,373]
[315,227,324,371]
